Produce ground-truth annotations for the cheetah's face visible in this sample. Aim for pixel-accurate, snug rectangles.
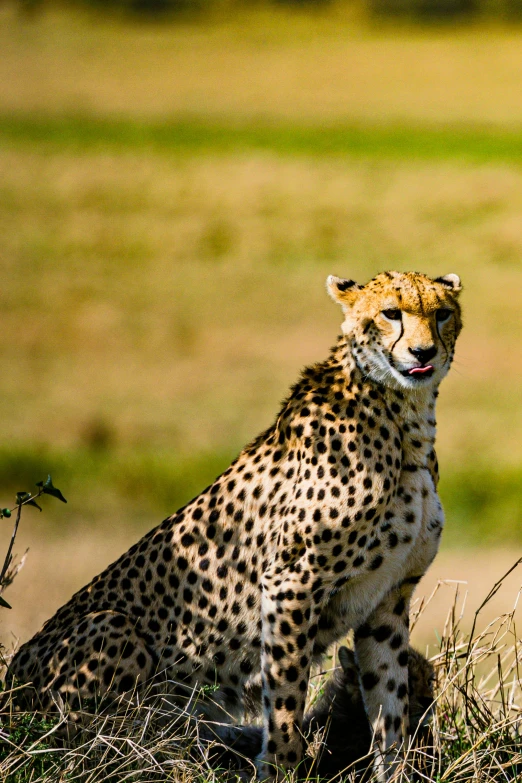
[327,271,462,391]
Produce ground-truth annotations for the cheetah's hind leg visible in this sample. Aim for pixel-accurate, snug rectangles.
[7,611,158,733]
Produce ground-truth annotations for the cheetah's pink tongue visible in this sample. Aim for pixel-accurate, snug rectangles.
[408,365,434,376]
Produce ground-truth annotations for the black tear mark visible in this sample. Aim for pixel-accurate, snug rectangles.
[390,319,404,355]
[436,319,450,360]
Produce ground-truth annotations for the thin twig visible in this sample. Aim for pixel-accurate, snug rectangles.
[0,499,24,588]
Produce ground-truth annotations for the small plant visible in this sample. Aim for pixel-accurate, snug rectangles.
[0,475,67,609]
[0,711,61,782]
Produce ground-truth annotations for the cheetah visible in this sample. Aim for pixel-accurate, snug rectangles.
[8,270,462,780]
[205,644,435,779]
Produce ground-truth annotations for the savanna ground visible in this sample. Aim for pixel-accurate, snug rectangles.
[0,4,522,779]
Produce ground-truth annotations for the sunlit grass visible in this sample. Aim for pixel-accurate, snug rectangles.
[4,114,522,162]
[1,146,521,461]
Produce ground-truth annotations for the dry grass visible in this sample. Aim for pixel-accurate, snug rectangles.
[3,5,522,128]
[2,562,522,782]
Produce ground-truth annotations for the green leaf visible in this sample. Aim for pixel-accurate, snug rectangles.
[0,596,12,609]
[15,492,42,511]
[1,509,11,518]
[27,499,42,511]
[36,475,67,503]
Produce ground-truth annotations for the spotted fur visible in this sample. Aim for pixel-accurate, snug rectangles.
[8,270,462,780]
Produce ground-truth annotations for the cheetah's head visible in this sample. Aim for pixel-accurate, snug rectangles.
[327,270,462,391]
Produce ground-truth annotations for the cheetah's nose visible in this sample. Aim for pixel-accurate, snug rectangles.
[409,346,437,364]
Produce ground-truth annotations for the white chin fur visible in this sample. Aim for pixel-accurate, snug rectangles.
[363,355,441,390]
[396,373,435,389]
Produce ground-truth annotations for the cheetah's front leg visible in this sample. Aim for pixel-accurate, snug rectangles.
[257,569,316,780]
[354,584,413,782]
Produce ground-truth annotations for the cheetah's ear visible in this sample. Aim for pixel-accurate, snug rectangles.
[434,274,462,294]
[326,275,362,310]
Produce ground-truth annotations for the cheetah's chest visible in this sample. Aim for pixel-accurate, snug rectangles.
[314,468,442,652]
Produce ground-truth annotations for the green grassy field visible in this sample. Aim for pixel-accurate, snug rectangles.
[6,113,522,162]
[1,9,522,783]
[0,5,522,652]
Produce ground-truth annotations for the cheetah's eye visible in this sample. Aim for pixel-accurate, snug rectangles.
[435,308,452,322]
[382,309,402,321]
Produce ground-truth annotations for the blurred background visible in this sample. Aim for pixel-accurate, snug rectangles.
[1,0,522,652]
